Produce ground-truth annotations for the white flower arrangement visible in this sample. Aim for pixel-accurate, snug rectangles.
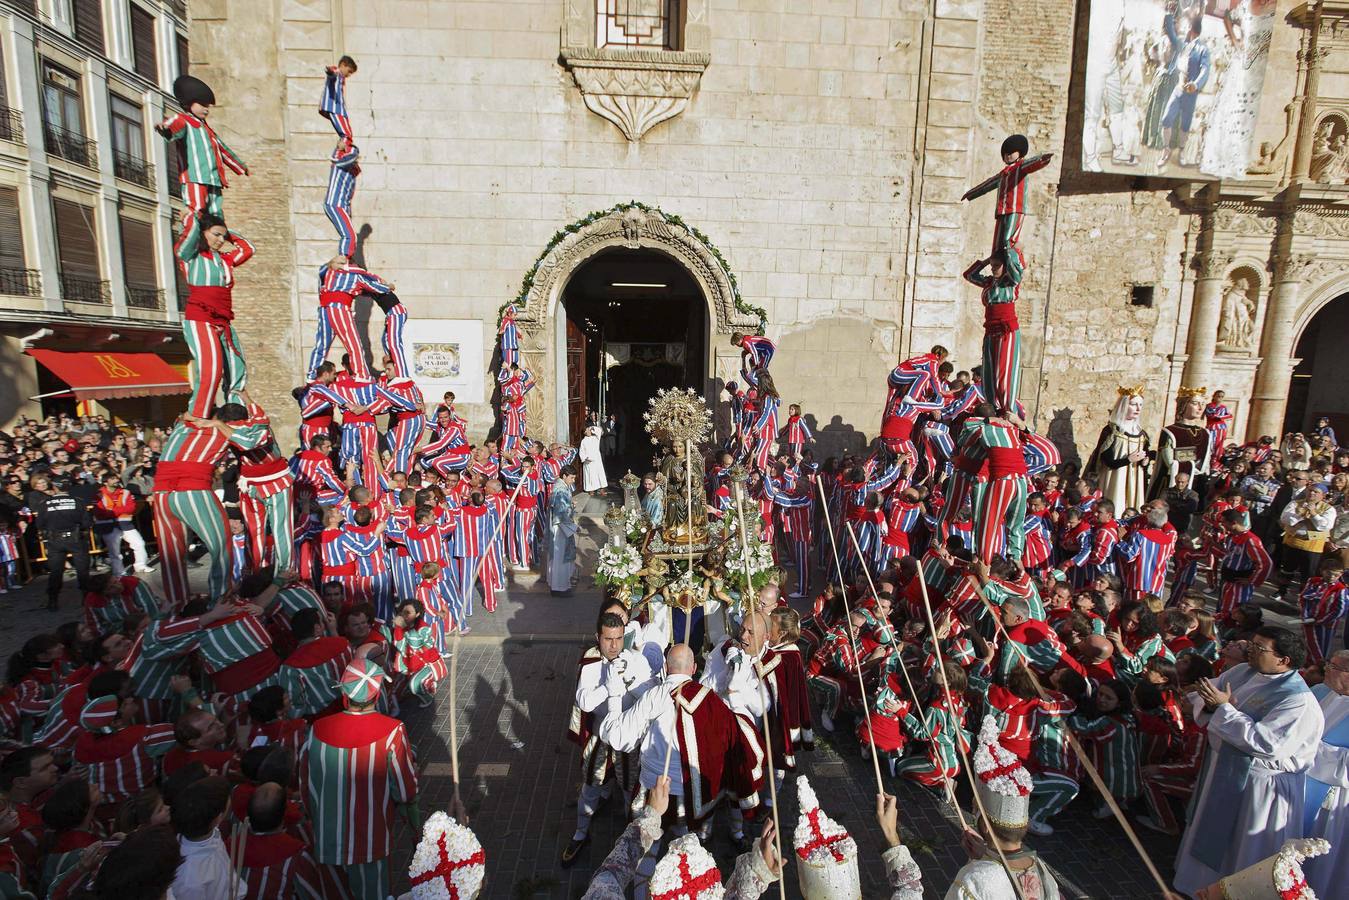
[650,833,724,900]
[1269,838,1329,900]
[724,538,777,593]
[623,507,649,541]
[407,811,485,900]
[793,776,857,865]
[973,714,1033,797]
[595,545,642,587]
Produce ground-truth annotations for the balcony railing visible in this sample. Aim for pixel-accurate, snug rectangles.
[60,274,111,303]
[113,150,155,189]
[0,107,24,143]
[0,268,41,297]
[43,124,97,169]
[125,283,165,310]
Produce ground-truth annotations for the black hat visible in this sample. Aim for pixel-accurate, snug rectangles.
[173,75,216,111]
[1001,133,1029,159]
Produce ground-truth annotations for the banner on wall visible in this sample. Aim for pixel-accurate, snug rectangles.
[408,319,486,404]
[1081,0,1276,180]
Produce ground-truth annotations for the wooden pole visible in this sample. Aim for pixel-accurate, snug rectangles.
[811,477,886,795]
[732,477,786,900]
[448,632,468,823]
[682,438,695,648]
[470,478,526,591]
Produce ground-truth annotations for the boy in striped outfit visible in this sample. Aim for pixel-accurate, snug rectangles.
[323,139,360,257]
[1299,559,1347,663]
[783,403,812,457]
[319,56,357,145]
[1216,507,1272,623]
[449,493,502,617]
[176,211,254,418]
[289,433,347,506]
[227,395,296,574]
[498,364,536,449]
[301,657,419,900]
[308,259,395,382]
[498,303,520,366]
[156,75,248,218]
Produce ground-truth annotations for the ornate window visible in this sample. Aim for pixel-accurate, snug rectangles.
[561,0,709,142]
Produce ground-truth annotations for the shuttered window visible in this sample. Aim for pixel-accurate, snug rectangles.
[72,0,104,56]
[119,217,156,288]
[130,6,158,82]
[0,188,25,271]
[53,198,100,281]
[176,35,189,79]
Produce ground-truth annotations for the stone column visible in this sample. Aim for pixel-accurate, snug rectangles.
[1180,248,1234,391]
[1248,251,1314,439]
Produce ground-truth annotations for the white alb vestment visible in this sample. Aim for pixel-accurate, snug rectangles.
[700,639,767,720]
[598,673,690,796]
[1172,664,1325,895]
[579,429,608,492]
[1304,683,1349,895]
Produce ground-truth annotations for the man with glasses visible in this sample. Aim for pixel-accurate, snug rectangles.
[1174,626,1324,896]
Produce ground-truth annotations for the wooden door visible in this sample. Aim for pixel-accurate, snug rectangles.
[567,318,587,445]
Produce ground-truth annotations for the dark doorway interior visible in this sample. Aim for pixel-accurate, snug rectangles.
[1286,293,1349,440]
[560,248,707,475]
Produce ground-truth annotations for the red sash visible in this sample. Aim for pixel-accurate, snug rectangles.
[983,301,1019,331]
[880,416,914,441]
[319,290,353,307]
[343,411,376,425]
[154,461,216,492]
[953,455,990,477]
[304,413,334,428]
[211,651,281,696]
[241,457,289,479]
[987,446,1027,477]
[396,410,422,422]
[184,285,234,324]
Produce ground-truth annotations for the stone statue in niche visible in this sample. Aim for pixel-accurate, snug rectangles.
[1310,117,1349,184]
[1216,273,1256,350]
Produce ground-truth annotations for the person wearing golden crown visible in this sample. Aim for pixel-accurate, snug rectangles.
[1086,385,1151,514]
[1148,385,1213,502]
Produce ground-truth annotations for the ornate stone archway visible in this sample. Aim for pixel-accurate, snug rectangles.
[504,203,762,441]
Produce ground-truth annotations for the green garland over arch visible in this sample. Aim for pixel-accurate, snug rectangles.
[497,201,767,335]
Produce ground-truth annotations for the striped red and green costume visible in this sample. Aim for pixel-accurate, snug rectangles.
[240,831,329,900]
[1070,710,1140,802]
[233,401,296,574]
[894,693,969,787]
[385,623,448,699]
[963,258,1023,417]
[154,420,264,610]
[301,708,419,900]
[158,111,248,216]
[281,636,355,718]
[961,417,1029,564]
[74,721,176,804]
[176,212,255,418]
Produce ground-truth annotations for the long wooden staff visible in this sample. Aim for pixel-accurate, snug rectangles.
[683,438,695,648]
[913,565,1026,900]
[731,477,786,900]
[469,478,526,592]
[447,631,469,823]
[842,521,969,829]
[812,478,885,794]
[968,577,1172,898]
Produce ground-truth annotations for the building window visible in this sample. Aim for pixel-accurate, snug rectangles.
[52,198,108,303]
[42,62,97,168]
[72,0,105,56]
[119,216,161,309]
[176,34,189,78]
[110,95,154,188]
[129,5,158,83]
[1130,284,1155,308]
[0,187,39,297]
[596,0,682,50]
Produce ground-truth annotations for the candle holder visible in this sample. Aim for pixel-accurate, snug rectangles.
[620,469,640,512]
[603,503,627,548]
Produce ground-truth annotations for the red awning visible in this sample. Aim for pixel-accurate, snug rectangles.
[27,349,190,401]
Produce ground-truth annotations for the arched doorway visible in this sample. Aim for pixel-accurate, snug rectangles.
[1285,292,1349,436]
[557,249,708,472]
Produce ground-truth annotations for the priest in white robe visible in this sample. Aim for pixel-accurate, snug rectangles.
[1173,625,1325,896]
[579,425,609,493]
[1304,648,1349,895]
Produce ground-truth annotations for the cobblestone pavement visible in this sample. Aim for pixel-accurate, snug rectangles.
[0,491,1319,898]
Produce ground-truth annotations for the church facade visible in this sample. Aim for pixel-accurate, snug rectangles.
[189,0,1349,462]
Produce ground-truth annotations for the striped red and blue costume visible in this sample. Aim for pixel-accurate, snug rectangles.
[319,527,360,604]
[881,495,923,565]
[891,352,945,404]
[837,461,903,568]
[502,461,551,562]
[498,305,520,366]
[324,142,359,258]
[386,520,458,614]
[297,381,340,449]
[293,511,323,586]
[1299,575,1348,663]
[765,475,812,593]
[963,258,1023,416]
[309,265,393,381]
[940,425,989,539]
[289,448,346,506]
[1167,540,1205,607]
[941,382,985,420]
[414,568,459,648]
[1204,401,1233,467]
[783,414,812,456]
[376,293,411,380]
[234,400,296,573]
[332,373,408,495]
[918,421,955,483]
[1084,519,1121,581]
[419,416,470,477]
[1116,520,1177,600]
[964,418,1028,563]
[346,522,392,620]
[230,531,250,581]
[1217,529,1272,621]
[498,368,536,449]
[318,66,354,143]
[154,420,261,609]
[737,334,775,386]
[880,375,944,466]
[381,379,425,474]
[1022,509,1054,574]
[450,504,502,615]
[176,213,254,418]
[301,707,419,900]
[964,152,1053,281]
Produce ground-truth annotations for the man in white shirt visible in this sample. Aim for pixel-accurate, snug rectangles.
[562,611,656,866]
[1174,625,1325,895]
[701,610,769,721]
[170,775,246,900]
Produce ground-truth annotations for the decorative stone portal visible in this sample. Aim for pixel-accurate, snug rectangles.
[502,203,762,444]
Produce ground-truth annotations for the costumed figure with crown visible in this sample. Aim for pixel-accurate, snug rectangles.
[1086,385,1151,514]
[1148,385,1213,502]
